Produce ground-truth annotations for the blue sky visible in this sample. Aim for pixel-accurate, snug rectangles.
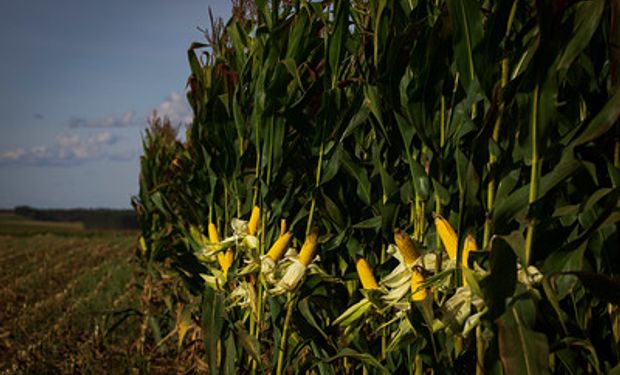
[0,0,229,208]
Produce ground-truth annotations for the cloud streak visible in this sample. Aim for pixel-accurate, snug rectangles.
[0,131,126,166]
[68,92,193,129]
[69,111,138,128]
[0,92,192,167]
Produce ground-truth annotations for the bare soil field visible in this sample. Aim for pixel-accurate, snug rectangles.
[0,228,143,374]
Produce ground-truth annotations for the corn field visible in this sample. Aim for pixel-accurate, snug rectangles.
[132,0,620,373]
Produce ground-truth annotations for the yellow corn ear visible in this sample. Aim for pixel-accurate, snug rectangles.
[435,215,457,260]
[411,270,427,302]
[298,228,319,266]
[217,249,234,278]
[279,219,287,238]
[355,257,379,290]
[248,206,260,236]
[266,231,293,262]
[461,234,478,287]
[394,229,419,266]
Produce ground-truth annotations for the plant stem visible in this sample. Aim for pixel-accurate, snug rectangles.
[414,194,421,241]
[483,55,509,248]
[224,181,230,237]
[251,277,263,373]
[252,207,268,373]
[380,245,387,361]
[267,119,274,184]
[233,176,241,218]
[306,142,324,235]
[484,1,517,248]
[414,354,423,375]
[525,84,540,266]
[253,112,261,208]
[612,0,620,168]
[476,325,484,375]
[436,95,445,249]
[275,294,296,375]
[440,95,446,148]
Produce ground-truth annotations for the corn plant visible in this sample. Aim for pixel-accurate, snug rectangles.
[133,0,620,373]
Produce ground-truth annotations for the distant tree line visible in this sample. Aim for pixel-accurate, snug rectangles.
[14,206,139,230]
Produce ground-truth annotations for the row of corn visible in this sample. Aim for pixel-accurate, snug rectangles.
[165,202,545,367]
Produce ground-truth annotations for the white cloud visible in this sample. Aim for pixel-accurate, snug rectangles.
[67,91,193,129]
[1,91,193,167]
[153,91,193,126]
[0,132,121,166]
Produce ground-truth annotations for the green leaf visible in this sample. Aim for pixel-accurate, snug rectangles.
[202,287,226,373]
[187,43,207,77]
[321,348,390,374]
[341,150,371,205]
[541,277,568,334]
[557,0,605,73]
[571,85,620,147]
[560,272,620,305]
[394,112,415,149]
[495,170,519,206]
[233,321,261,366]
[321,144,343,185]
[223,333,237,375]
[351,216,382,230]
[497,302,550,375]
[411,158,430,200]
[446,0,483,92]
[483,236,516,319]
[544,241,587,300]
[455,148,480,208]
[364,85,389,140]
[493,150,580,231]
[281,58,304,93]
[286,12,309,60]
[328,1,349,80]
[298,298,330,341]
[320,190,346,229]
[340,105,370,141]
[372,143,398,203]
[499,230,526,267]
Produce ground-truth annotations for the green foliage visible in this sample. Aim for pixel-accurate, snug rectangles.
[134,0,620,373]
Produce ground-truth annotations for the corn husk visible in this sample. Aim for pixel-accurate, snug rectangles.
[228,281,257,318]
[270,259,307,295]
[332,299,373,327]
[218,249,234,278]
[269,233,321,295]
